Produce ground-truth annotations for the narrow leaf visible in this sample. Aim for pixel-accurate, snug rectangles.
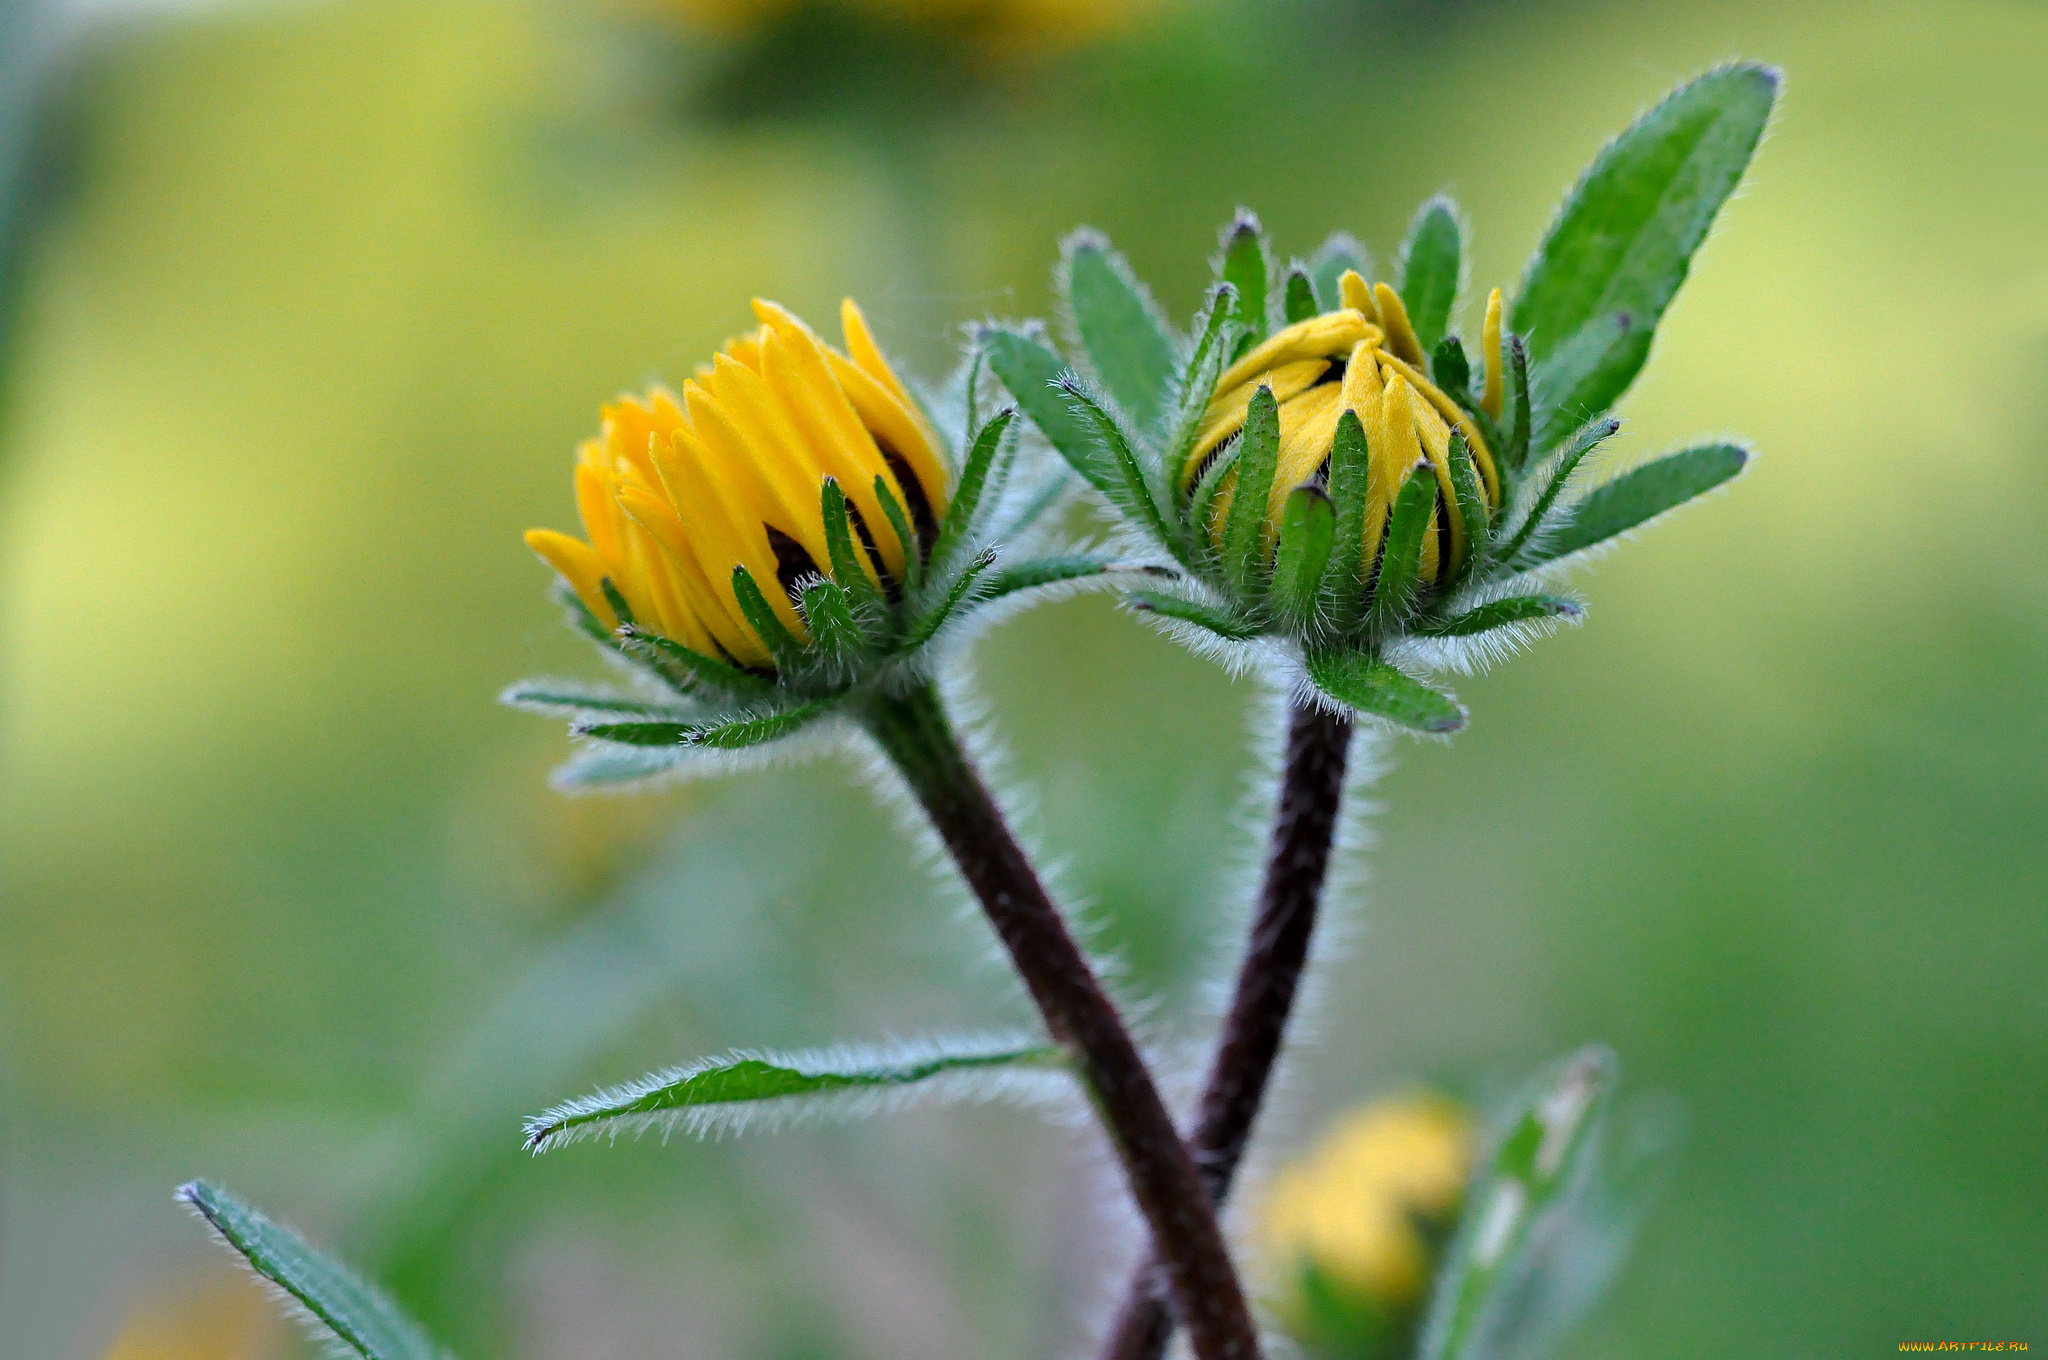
[1064,231,1177,430]
[819,478,882,610]
[1398,195,1464,358]
[524,1039,1066,1151]
[1514,63,1778,450]
[177,1181,450,1360]
[1127,590,1261,641]
[1221,385,1281,596]
[1418,1047,1620,1360]
[1369,461,1439,625]
[598,578,635,629]
[1161,284,1238,536]
[1496,417,1622,568]
[981,554,1137,600]
[1188,439,1240,558]
[1220,209,1270,348]
[1445,432,1490,584]
[1502,334,1533,475]
[926,407,1015,573]
[988,466,1074,543]
[553,579,617,648]
[1309,233,1369,312]
[872,473,925,588]
[799,579,867,663]
[499,682,691,721]
[1270,483,1336,623]
[1530,441,1749,565]
[577,703,830,752]
[618,625,775,697]
[1420,594,1584,637]
[1324,410,1373,629]
[550,744,684,790]
[1283,267,1319,324]
[1058,376,1173,547]
[1431,335,1471,403]
[730,566,804,671]
[905,548,998,648]
[982,326,1118,498]
[1305,648,1466,733]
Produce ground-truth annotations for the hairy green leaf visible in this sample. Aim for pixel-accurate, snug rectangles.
[618,625,775,697]
[1271,483,1335,623]
[872,473,924,588]
[927,407,1014,573]
[1431,335,1471,403]
[1064,232,1176,430]
[982,326,1118,499]
[799,579,866,664]
[1496,417,1622,568]
[1370,462,1440,625]
[981,554,1135,600]
[177,1181,450,1360]
[499,683,690,721]
[1420,594,1584,637]
[1161,285,1239,551]
[1398,195,1463,358]
[525,1040,1066,1151]
[905,548,997,648]
[1222,385,1281,596]
[1502,334,1533,476]
[1127,590,1260,641]
[1059,376,1173,547]
[730,566,804,671]
[1304,648,1466,734]
[550,744,684,789]
[819,478,883,611]
[1515,64,1778,450]
[1445,432,1490,583]
[1529,441,1748,565]
[577,703,830,751]
[1324,410,1373,629]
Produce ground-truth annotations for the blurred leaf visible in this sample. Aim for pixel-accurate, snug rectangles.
[1284,266,1319,324]
[524,1039,1066,1152]
[982,325,1117,498]
[1063,231,1176,431]
[1305,649,1465,734]
[1528,441,1749,566]
[177,1181,451,1360]
[1417,1047,1622,1360]
[1220,210,1270,349]
[1399,195,1464,359]
[1513,64,1777,450]
[1310,233,1369,312]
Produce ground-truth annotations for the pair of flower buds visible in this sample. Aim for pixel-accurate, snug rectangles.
[524,267,1519,740]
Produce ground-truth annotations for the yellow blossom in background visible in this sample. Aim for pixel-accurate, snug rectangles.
[1257,1094,1473,1345]
[1189,276,1505,585]
[525,298,949,671]
[99,1282,270,1360]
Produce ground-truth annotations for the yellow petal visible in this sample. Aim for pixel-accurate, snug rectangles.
[1187,358,1334,488]
[1270,383,1344,526]
[1481,287,1503,420]
[703,353,838,575]
[1339,269,1379,327]
[1375,350,1500,508]
[612,487,725,657]
[1374,282,1426,366]
[524,528,614,629]
[821,347,951,532]
[647,431,776,663]
[752,326,897,585]
[1402,382,1465,576]
[663,426,802,661]
[1214,310,1374,397]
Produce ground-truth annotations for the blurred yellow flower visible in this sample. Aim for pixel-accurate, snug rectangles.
[99,1280,270,1360]
[1189,276,1504,586]
[1257,1094,1473,1322]
[525,298,949,670]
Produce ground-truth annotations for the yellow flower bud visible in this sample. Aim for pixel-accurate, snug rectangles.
[1257,1094,1473,1340]
[525,299,949,671]
[1186,273,1503,590]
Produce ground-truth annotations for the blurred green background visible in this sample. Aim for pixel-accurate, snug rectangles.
[2,0,2044,1356]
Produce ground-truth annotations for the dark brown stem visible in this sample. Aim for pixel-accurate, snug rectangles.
[860,680,1264,1360]
[1101,702,1354,1360]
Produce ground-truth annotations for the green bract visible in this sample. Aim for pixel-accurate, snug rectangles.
[985,64,1776,735]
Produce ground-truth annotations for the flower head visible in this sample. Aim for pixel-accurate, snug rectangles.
[525,298,948,672]
[511,295,1111,786]
[1257,1095,1472,1357]
[1186,272,1504,595]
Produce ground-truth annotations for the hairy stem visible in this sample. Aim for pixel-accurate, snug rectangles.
[1101,702,1354,1360]
[860,679,1264,1360]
